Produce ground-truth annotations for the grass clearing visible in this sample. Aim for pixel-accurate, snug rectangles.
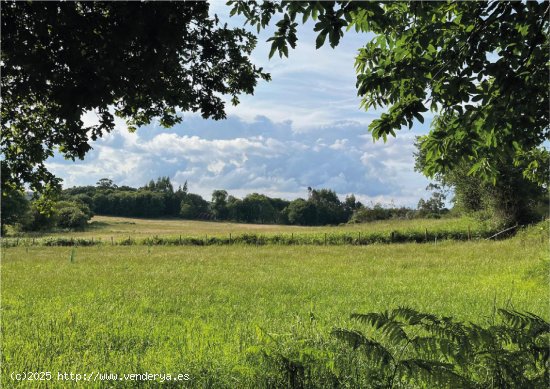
[6,216,500,248]
[14,215,494,238]
[1,225,547,387]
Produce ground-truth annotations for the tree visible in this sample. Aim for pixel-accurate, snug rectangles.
[344,194,362,214]
[308,188,348,225]
[2,2,269,195]
[211,190,229,220]
[56,206,89,229]
[142,177,174,193]
[1,189,30,234]
[226,195,246,221]
[415,147,547,225]
[229,1,549,186]
[241,193,277,223]
[96,178,116,190]
[285,198,317,226]
[416,184,448,219]
[180,193,209,220]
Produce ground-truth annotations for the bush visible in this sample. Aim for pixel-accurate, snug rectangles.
[56,207,88,229]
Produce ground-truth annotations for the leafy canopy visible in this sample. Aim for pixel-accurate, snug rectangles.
[1,2,269,194]
[229,1,549,186]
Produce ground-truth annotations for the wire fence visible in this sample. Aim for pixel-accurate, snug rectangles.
[1,227,506,248]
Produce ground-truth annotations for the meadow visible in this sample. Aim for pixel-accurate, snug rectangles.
[4,215,500,247]
[1,218,547,387]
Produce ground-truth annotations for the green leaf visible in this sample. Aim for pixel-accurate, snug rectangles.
[268,42,277,59]
[315,32,327,49]
[413,112,425,124]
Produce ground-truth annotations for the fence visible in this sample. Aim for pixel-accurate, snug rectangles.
[1,227,502,248]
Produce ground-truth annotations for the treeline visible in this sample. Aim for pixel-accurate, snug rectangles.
[63,177,363,225]
[1,177,449,233]
[64,177,448,225]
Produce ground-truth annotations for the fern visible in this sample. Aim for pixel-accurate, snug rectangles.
[333,306,549,388]
[394,358,472,388]
[350,311,409,346]
[331,328,394,368]
[251,307,548,388]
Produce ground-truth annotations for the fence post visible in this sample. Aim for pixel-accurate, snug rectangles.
[179,235,182,245]
[468,226,471,241]
[291,233,294,245]
[229,233,232,244]
[111,236,114,245]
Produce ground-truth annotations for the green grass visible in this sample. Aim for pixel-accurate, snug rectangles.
[1,224,547,388]
[5,215,498,247]
[15,214,493,238]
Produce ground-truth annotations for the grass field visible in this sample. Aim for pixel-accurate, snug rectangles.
[1,219,547,387]
[7,215,498,244]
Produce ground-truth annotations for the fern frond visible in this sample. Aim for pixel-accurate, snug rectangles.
[331,328,394,367]
[411,336,460,363]
[423,321,468,346]
[351,312,409,345]
[394,306,441,325]
[498,309,550,338]
[395,358,473,388]
[464,323,497,349]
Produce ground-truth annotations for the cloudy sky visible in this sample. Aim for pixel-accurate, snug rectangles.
[46,3,433,206]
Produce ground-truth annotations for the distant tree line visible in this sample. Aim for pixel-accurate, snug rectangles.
[1,177,453,233]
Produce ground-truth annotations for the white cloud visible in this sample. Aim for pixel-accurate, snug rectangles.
[47,115,430,206]
[45,7,433,207]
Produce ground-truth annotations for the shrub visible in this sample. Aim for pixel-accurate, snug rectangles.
[56,206,88,229]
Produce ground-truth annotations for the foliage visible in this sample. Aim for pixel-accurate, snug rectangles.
[350,203,413,223]
[142,176,174,194]
[284,188,350,226]
[415,141,548,225]
[180,193,210,220]
[56,206,88,230]
[2,2,269,195]
[241,193,278,224]
[328,307,549,388]
[308,188,350,225]
[211,189,229,220]
[416,184,449,219]
[285,198,317,226]
[22,199,92,232]
[54,179,361,226]
[0,188,30,234]
[229,1,549,186]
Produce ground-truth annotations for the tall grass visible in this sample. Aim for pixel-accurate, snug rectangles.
[2,216,503,248]
[1,224,547,387]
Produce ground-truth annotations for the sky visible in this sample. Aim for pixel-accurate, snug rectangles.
[46,2,433,207]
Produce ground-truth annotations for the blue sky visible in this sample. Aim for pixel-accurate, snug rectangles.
[46,2,433,206]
